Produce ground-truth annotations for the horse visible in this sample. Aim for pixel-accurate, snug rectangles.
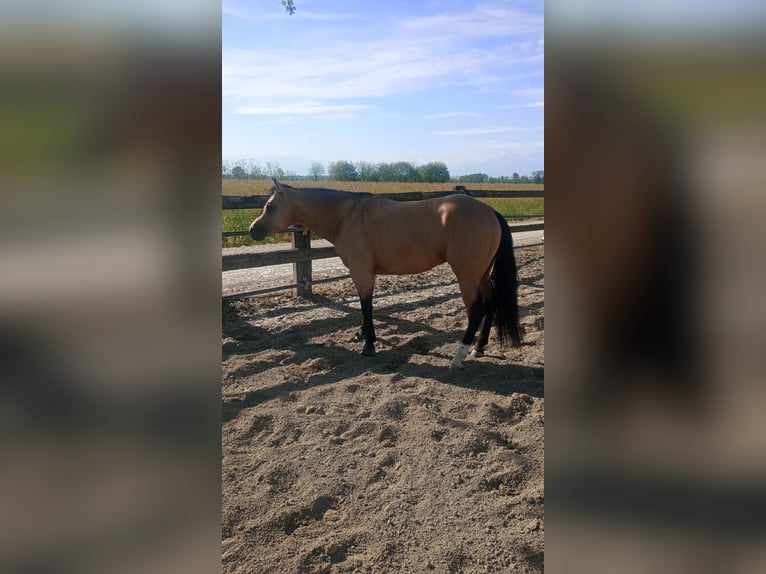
[249,179,522,369]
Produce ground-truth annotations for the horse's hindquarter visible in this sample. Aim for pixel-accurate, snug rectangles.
[438,195,501,276]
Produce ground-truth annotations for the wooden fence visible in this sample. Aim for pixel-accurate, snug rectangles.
[222,187,543,298]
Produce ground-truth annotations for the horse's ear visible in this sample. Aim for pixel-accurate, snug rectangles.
[272,178,285,193]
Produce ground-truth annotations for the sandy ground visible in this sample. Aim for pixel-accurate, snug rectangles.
[222,245,544,573]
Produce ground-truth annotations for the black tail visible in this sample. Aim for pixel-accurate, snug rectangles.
[491,211,522,347]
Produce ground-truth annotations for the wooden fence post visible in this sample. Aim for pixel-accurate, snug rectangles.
[292,228,312,296]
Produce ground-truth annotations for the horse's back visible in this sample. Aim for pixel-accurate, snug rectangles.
[434,193,496,225]
[361,193,494,224]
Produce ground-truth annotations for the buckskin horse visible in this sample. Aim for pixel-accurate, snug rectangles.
[249,180,522,369]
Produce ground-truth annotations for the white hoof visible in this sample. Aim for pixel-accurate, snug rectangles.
[470,349,484,358]
[449,357,465,370]
[450,343,470,370]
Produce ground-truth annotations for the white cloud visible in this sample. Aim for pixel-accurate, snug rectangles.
[223,3,544,116]
[263,116,301,125]
[401,4,543,38]
[234,103,374,115]
[222,1,249,20]
[434,126,527,136]
[422,111,484,120]
[223,40,541,106]
[499,88,545,108]
[316,113,360,120]
[478,139,545,156]
[223,42,490,101]
[223,2,544,171]
[514,88,545,97]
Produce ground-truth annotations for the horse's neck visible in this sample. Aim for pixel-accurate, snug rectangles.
[290,189,350,242]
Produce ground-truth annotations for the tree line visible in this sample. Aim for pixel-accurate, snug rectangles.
[222,159,543,184]
[323,161,451,183]
[223,160,290,181]
[455,171,544,184]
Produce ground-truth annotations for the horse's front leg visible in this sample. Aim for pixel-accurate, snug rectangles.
[351,271,376,356]
[359,295,376,356]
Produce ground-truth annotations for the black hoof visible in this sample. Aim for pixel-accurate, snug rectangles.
[360,344,376,357]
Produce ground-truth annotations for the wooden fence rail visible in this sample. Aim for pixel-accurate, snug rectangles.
[222,187,543,297]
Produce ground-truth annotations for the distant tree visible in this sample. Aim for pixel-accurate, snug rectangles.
[264,162,285,179]
[391,161,420,182]
[225,157,539,185]
[328,160,358,181]
[457,173,489,184]
[356,161,379,182]
[376,162,395,182]
[232,159,248,179]
[379,161,420,182]
[249,160,264,179]
[419,161,450,183]
[309,162,325,181]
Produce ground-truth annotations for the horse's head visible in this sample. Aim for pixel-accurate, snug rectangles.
[249,179,295,240]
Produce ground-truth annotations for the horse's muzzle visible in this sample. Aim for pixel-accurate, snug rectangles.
[249,224,266,241]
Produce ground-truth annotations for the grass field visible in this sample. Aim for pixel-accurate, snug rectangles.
[222,180,544,247]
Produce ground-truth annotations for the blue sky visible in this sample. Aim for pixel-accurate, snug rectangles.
[222,0,543,177]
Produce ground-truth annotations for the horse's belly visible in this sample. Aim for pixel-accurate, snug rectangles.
[373,254,443,275]
[371,233,446,274]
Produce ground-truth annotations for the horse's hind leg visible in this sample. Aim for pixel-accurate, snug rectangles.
[449,277,485,370]
[471,301,495,358]
[471,276,495,358]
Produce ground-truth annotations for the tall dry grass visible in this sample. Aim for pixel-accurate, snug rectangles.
[222,179,543,196]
